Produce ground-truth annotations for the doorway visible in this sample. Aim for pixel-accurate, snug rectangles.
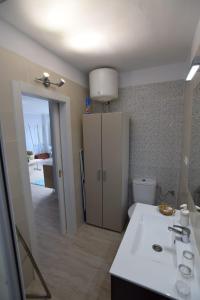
[12,81,77,260]
[22,96,61,237]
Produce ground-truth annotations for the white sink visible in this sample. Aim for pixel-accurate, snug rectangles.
[131,214,176,267]
[110,203,200,300]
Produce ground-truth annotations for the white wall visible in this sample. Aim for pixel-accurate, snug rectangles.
[119,62,188,88]
[0,18,88,87]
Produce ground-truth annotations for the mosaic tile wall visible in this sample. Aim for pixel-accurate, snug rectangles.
[189,81,200,198]
[93,80,185,205]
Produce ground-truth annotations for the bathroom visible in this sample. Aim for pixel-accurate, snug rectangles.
[0,1,200,300]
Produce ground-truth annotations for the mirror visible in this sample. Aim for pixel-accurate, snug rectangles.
[188,78,200,211]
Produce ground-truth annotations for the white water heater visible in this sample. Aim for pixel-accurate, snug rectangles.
[89,68,118,102]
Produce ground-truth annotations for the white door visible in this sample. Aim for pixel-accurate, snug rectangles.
[102,112,122,232]
[0,128,25,300]
[83,114,103,227]
[49,102,67,235]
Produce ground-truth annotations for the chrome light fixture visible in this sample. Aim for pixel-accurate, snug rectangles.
[186,57,200,81]
[57,78,66,87]
[36,72,66,88]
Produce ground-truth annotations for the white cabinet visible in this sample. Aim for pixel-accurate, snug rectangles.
[83,112,129,232]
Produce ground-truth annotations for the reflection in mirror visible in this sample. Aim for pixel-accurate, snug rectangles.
[189,80,200,212]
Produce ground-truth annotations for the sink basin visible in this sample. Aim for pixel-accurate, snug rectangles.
[110,203,200,300]
[131,214,176,267]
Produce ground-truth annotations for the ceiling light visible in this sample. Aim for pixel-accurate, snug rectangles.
[43,72,50,79]
[68,31,104,52]
[30,2,79,33]
[44,6,66,31]
[57,78,66,87]
[186,57,200,81]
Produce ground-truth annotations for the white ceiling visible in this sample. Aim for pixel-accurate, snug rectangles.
[0,0,200,73]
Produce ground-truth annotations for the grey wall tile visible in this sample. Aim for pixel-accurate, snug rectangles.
[93,80,185,206]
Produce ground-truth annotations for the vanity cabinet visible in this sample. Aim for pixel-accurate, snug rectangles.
[83,112,129,232]
[111,276,169,300]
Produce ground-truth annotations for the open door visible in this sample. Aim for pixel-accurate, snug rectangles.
[49,102,67,235]
[0,126,25,300]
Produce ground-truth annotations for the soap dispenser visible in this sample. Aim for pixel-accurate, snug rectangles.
[180,204,189,227]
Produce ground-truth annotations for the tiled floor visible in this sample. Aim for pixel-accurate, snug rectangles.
[28,185,122,299]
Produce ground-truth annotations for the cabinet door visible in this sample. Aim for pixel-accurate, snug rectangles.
[83,114,102,227]
[102,113,122,231]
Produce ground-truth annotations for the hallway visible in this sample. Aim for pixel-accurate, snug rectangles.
[31,184,59,235]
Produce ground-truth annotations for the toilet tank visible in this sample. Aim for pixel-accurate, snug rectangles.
[133,178,156,205]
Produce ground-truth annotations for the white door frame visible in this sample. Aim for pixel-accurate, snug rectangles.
[12,81,77,258]
[49,101,67,235]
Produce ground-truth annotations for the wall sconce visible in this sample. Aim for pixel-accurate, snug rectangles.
[186,57,200,81]
[36,72,66,88]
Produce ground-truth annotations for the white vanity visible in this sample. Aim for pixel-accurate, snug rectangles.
[110,203,200,300]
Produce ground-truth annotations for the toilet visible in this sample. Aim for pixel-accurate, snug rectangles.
[128,178,156,218]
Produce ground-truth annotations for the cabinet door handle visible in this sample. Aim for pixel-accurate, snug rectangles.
[103,170,106,181]
[97,169,101,181]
